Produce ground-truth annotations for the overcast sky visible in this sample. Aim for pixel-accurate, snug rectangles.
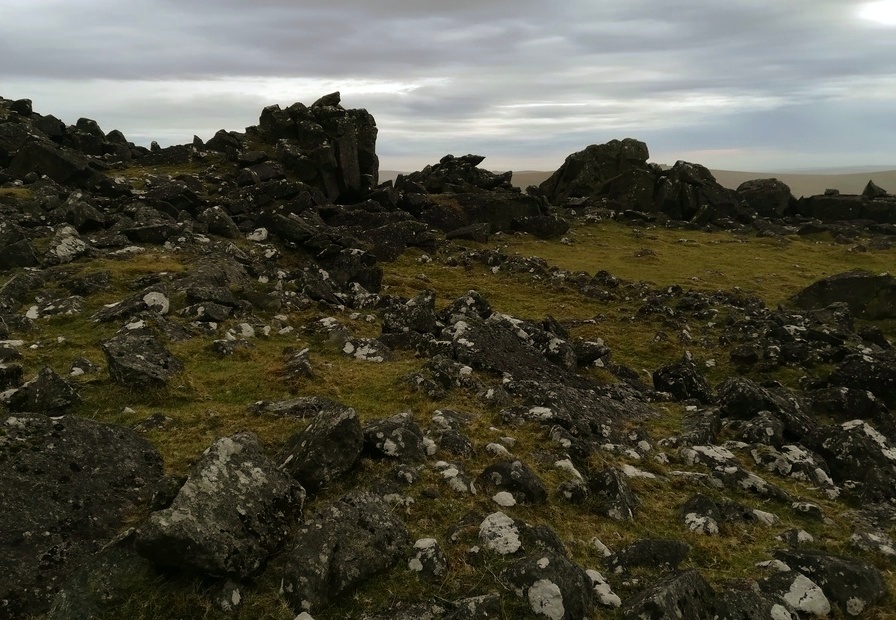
[2,0,895,172]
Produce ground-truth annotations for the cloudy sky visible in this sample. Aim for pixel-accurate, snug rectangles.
[2,0,895,173]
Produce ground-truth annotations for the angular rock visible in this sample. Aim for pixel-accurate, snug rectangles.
[589,467,639,521]
[136,433,304,578]
[608,539,691,573]
[101,328,184,388]
[759,570,831,617]
[775,549,887,616]
[652,353,714,404]
[276,491,409,613]
[827,350,896,407]
[501,550,595,620]
[621,569,715,620]
[3,366,80,413]
[277,403,363,492]
[476,460,548,505]
[407,537,448,579]
[363,411,426,462]
[737,178,793,217]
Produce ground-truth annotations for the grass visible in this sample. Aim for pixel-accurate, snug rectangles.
[6,211,896,619]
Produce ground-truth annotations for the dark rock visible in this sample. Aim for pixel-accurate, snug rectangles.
[342,337,393,362]
[679,493,721,535]
[317,247,383,293]
[197,206,241,238]
[420,192,543,233]
[446,594,502,620]
[277,403,363,492]
[540,139,650,203]
[0,238,40,269]
[0,413,163,618]
[827,350,896,407]
[792,271,896,319]
[47,540,156,620]
[383,289,438,335]
[589,468,639,521]
[248,395,346,418]
[621,569,715,620]
[407,537,448,579]
[758,570,830,616]
[608,539,691,573]
[712,589,789,620]
[652,353,714,404]
[863,179,889,199]
[803,419,896,500]
[716,377,816,439]
[501,550,595,620]
[101,328,184,388]
[136,433,304,578]
[404,154,513,194]
[8,140,100,187]
[0,362,23,390]
[510,214,570,239]
[737,178,794,217]
[363,411,427,462]
[736,411,785,446]
[3,366,80,413]
[275,491,409,613]
[476,460,548,505]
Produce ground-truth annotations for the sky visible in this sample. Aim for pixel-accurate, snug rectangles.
[2,0,896,173]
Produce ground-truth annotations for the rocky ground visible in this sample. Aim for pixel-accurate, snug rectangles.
[2,94,896,619]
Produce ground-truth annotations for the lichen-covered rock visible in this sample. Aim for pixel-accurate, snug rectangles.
[276,491,409,614]
[136,433,304,578]
[716,377,816,439]
[408,537,448,579]
[277,403,363,492]
[827,350,896,407]
[101,328,184,387]
[759,570,831,617]
[46,540,156,620]
[679,493,721,535]
[501,550,595,620]
[476,460,548,505]
[363,411,426,462]
[0,413,163,618]
[803,419,896,501]
[713,589,794,620]
[589,467,639,521]
[791,270,896,320]
[774,549,887,616]
[621,569,715,620]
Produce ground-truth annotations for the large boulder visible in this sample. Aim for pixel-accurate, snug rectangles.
[791,271,896,320]
[136,433,304,578]
[403,154,514,193]
[736,178,794,217]
[0,413,163,618]
[774,549,887,616]
[7,140,101,187]
[275,491,409,614]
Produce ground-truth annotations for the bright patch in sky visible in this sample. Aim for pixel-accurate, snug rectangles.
[859,1,896,25]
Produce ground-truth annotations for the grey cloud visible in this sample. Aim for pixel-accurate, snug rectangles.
[2,0,894,171]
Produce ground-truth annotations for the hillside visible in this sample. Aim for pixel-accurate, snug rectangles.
[2,95,896,620]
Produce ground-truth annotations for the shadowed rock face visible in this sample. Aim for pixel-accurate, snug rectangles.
[791,270,896,319]
[0,413,163,618]
[537,139,746,224]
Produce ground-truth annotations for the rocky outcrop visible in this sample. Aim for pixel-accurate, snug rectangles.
[0,413,163,617]
[538,140,746,224]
